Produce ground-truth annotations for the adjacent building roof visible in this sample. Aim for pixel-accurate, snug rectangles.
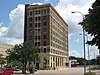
[0,43,14,57]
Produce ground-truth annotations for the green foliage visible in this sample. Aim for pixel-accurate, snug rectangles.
[69,56,87,65]
[11,60,22,67]
[6,42,39,73]
[81,0,100,49]
[69,56,76,60]
[95,56,100,65]
[90,59,96,65]
[84,72,96,75]
[0,54,6,67]
[70,56,100,66]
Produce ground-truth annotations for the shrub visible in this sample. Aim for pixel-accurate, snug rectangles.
[84,72,96,75]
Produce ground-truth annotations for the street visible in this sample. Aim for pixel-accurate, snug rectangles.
[34,67,84,75]
[13,67,100,75]
[13,67,84,75]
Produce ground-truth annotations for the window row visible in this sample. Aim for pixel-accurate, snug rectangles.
[51,29,64,41]
[28,34,47,40]
[29,22,47,28]
[51,42,65,50]
[34,35,47,40]
[51,24,64,35]
[51,49,67,56]
[51,35,64,46]
[34,41,47,46]
[51,10,65,28]
[28,9,49,16]
[38,48,48,53]
[51,17,67,34]
[34,28,47,32]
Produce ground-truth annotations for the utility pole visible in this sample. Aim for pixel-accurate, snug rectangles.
[71,11,86,74]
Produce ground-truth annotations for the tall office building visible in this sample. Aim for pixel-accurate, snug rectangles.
[24,4,68,70]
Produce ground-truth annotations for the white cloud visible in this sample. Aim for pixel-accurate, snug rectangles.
[32,3,43,5]
[6,4,25,39]
[54,0,98,58]
[0,27,8,36]
[69,50,81,57]
[0,37,23,45]
[0,3,44,45]
[55,0,95,35]
[0,23,3,27]
[81,43,99,59]
[0,0,96,47]
[74,39,80,44]
[45,0,49,1]
[0,4,25,45]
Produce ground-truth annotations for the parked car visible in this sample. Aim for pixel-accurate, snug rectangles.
[0,67,14,75]
[0,67,4,75]
[4,68,14,75]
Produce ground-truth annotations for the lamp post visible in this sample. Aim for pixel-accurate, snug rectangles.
[71,11,86,74]
[86,35,91,72]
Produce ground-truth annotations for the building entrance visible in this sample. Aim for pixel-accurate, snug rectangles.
[36,63,39,69]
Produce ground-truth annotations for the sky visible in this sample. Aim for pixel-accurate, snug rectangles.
[0,0,99,59]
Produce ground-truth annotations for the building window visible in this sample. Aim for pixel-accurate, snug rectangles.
[43,42,46,46]
[35,36,37,40]
[35,29,41,32]
[38,23,41,27]
[35,23,41,28]
[38,48,40,53]
[38,29,41,32]
[38,35,40,40]
[35,10,41,15]
[43,9,47,13]
[30,11,32,15]
[43,16,47,20]
[35,29,37,32]
[29,29,32,34]
[35,35,40,40]
[29,36,32,40]
[29,18,32,22]
[44,48,46,53]
[29,23,32,27]
[43,22,47,26]
[35,16,41,21]
[43,35,47,39]
[43,28,47,32]
[35,42,40,46]
[35,23,37,27]
[35,42,37,46]
[38,42,41,46]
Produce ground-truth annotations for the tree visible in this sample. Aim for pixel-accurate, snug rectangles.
[6,42,39,74]
[81,0,100,53]
[69,56,87,65]
[0,54,6,67]
[95,56,100,65]
[11,60,22,67]
[69,56,76,60]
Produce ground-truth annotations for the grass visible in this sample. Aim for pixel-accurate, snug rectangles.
[84,72,96,75]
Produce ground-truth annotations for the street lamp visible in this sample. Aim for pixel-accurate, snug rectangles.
[86,35,91,72]
[71,11,86,74]
[80,33,91,72]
